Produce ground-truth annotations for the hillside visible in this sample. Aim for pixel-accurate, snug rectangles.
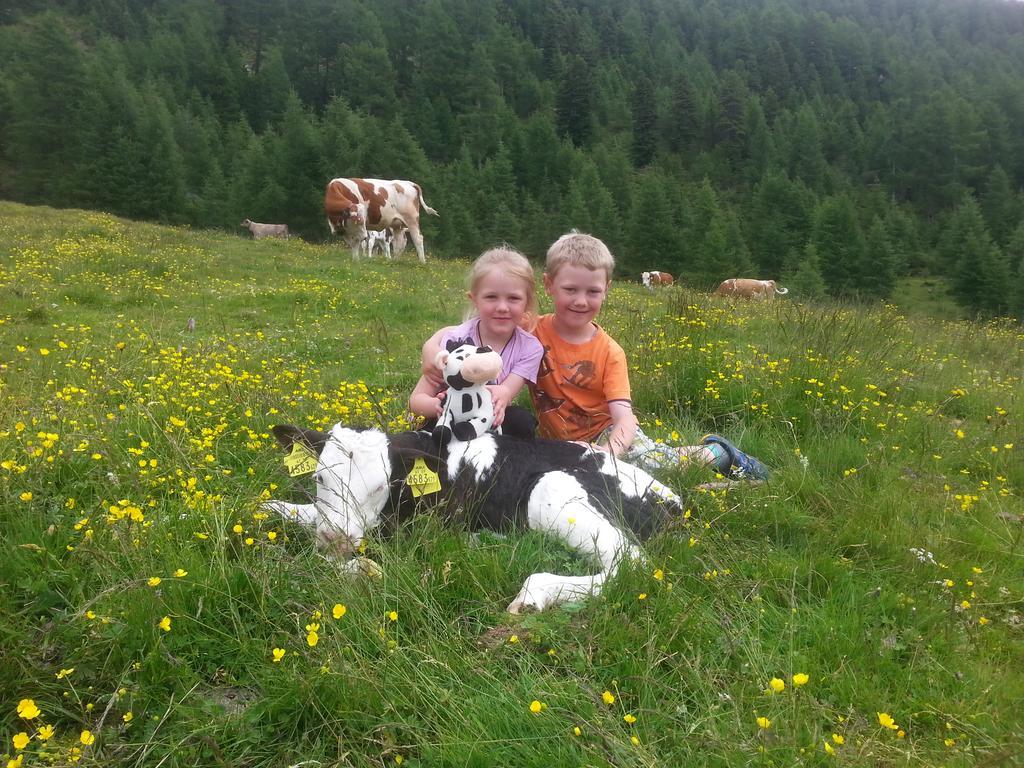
[2,0,1024,318]
[1,203,1022,766]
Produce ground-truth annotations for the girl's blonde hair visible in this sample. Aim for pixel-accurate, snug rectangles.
[466,246,539,330]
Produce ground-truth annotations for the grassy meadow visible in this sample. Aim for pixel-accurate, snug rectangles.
[1,200,1023,767]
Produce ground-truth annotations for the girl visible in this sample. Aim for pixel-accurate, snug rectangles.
[409,247,543,437]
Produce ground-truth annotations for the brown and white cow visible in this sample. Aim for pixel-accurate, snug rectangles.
[713,278,789,300]
[241,219,289,239]
[324,178,438,263]
[641,271,675,290]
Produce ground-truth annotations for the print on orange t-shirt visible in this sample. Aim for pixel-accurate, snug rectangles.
[528,314,632,442]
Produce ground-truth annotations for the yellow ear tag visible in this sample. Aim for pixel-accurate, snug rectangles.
[283,443,319,477]
[406,458,441,497]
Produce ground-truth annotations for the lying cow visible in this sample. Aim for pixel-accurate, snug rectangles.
[713,278,789,299]
[241,219,289,239]
[325,177,438,263]
[642,271,675,290]
[266,424,682,613]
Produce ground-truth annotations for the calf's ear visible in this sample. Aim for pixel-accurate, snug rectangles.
[272,424,328,456]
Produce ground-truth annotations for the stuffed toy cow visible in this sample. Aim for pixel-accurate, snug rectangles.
[433,339,503,445]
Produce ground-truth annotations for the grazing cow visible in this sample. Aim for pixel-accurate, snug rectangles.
[324,178,438,263]
[713,278,789,300]
[641,271,675,290]
[266,424,683,613]
[241,219,289,239]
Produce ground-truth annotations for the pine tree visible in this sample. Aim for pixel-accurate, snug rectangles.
[783,244,828,301]
[1011,258,1024,322]
[668,73,699,153]
[862,217,897,299]
[625,172,680,277]
[714,70,747,163]
[335,43,398,119]
[979,165,1021,247]
[1005,221,1024,276]
[272,92,326,236]
[812,194,867,298]
[631,76,657,168]
[556,55,594,147]
[884,205,923,275]
[5,13,87,203]
[945,195,1011,315]
[746,171,814,276]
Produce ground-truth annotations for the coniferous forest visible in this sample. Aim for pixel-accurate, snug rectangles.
[2,0,1024,319]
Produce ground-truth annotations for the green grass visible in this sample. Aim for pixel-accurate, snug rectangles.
[2,201,1023,767]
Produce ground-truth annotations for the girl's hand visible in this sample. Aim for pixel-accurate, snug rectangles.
[486,385,509,427]
[423,358,444,389]
[431,390,447,417]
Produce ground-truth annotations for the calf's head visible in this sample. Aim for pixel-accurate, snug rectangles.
[273,424,392,555]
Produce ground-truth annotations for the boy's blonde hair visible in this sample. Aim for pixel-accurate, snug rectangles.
[466,246,539,328]
[545,232,615,280]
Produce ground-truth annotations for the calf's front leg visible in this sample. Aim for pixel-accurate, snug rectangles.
[509,471,639,613]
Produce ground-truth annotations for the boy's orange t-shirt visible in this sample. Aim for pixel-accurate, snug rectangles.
[528,314,632,442]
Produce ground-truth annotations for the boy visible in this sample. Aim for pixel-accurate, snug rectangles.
[424,233,768,480]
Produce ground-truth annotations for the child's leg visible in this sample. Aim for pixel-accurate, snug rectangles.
[621,429,769,481]
[620,428,718,473]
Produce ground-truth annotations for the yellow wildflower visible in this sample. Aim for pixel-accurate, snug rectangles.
[792,672,809,686]
[602,690,615,705]
[37,724,54,741]
[768,677,785,694]
[877,712,899,730]
[332,604,347,619]
[12,733,30,750]
[80,729,95,746]
[158,616,171,632]
[529,700,543,714]
[17,699,41,719]
[147,576,161,587]
[756,716,771,729]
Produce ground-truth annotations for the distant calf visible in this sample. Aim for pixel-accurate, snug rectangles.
[362,229,393,259]
[642,271,675,290]
[714,278,789,300]
[241,219,289,239]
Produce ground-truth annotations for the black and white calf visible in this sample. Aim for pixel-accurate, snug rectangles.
[266,424,683,612]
